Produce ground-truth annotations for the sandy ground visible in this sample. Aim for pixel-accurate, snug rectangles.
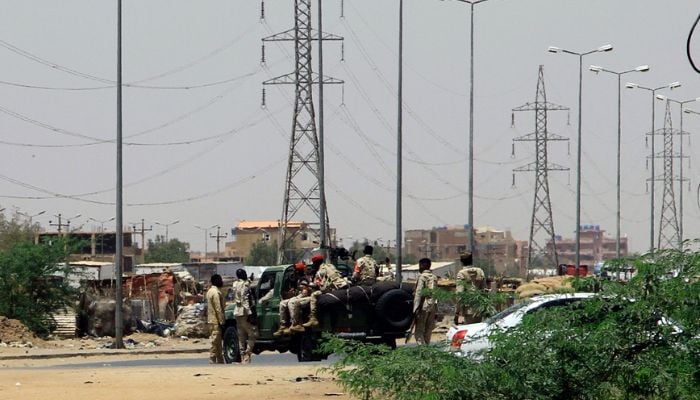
[0,332,350,400]
[0,320,450,400]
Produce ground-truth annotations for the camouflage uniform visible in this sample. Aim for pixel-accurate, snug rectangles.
[206,284,225,363]
[413,269,439,345]
[455,267,485,324]
[232,279,258,363]
[353,255,378,285]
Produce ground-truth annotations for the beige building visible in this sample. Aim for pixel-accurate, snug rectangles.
[404,225,519,275]
[548,224,628,266]
[37,231,139,272]
[224,220,328,262]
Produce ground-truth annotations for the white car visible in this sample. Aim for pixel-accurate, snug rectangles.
[446,293,596,357]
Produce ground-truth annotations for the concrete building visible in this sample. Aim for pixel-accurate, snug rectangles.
[404,225,519,276]
[224,220,333,263]
[548,224,628,266]
[38,231,138,272]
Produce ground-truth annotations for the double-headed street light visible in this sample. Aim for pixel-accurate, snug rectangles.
[548,44,613,269]
[655,95,700,247]
[194,224,217,261]
[625,81,681,252]
[89,217,115,257]
[589,64,649,259]
[155,220,180,242]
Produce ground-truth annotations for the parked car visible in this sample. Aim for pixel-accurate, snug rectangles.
[446,292,596,357]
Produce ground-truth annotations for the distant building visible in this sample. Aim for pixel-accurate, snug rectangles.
[38,231,138,273]
[404,225,519,276]
[224,220,335,263]
[548,224,628,265]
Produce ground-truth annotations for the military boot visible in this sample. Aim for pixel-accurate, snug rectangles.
[289,324,305,333]
[273,324,289,337]
[302,314,319,328]
[242,351,251,364]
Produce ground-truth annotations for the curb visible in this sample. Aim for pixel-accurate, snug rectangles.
[0,347,208,361]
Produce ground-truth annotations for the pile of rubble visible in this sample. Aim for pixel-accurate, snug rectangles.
[0,316,40,348]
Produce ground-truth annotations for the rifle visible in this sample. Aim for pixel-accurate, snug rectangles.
[405,295,425,344]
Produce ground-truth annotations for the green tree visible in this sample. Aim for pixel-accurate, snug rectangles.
[145,235,190,263]
[0,210,40,251]
[247,240,278,265]
[324,247,700,400]
[0,238,75,336]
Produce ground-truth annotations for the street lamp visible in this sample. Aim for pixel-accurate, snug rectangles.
[90,217,115,258]
[451,0,492,255]
[17,209,46,224]
[625,81,681,252]
[194,224,217,261]
[589,64,649,259]
[154,220,180,242]
[548,44,613,269]
[655,95,700,248]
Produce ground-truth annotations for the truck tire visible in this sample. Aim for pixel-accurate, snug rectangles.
[223,326,241,364]
[375,288,413,331]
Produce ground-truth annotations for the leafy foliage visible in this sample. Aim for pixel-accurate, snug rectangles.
[324,248,700,400]
[0,210,41,251]
[145,235,190,263]
[0,238,76,336]
[247,240,278,265]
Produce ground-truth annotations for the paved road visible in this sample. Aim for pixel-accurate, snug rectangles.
[42,352,336,369]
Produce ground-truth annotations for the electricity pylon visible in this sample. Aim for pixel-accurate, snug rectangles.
[512,65,569,271]
[262,0,343,263]
[655,100,682,249]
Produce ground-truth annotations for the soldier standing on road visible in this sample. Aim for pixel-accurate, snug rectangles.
[206,274,226,364]
[454,252,485,324]
[232,268,258,364]
[353,245,378,286]
[413,258,439,345]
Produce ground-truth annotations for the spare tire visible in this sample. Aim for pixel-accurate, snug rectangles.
[374,288,413,331]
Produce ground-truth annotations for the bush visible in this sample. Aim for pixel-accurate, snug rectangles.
[324,248,700,400]
[0,239,76,336]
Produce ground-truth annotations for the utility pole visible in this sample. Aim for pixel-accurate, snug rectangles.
[50,214,68,234]
[512,65,569,272]
[210,226,228,261]
[131,219,152,264]
[261,0,343,263]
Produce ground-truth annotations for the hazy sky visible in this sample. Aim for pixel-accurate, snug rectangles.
[1,1,699,254]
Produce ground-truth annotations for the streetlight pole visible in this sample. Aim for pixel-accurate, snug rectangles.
[589,64,649,259]
[548,44,613,269]
[454,0,490,256]
[155,220,180,242]
[195,224,217,262]
[656,95,700,248]
[89,217,115,258]
[17,210,45,243]
[625,81,681,252]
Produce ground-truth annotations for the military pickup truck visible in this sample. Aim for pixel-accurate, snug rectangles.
[223,263,414,362]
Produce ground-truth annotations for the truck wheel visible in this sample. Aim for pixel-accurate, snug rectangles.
[223,326,241,364]
[297,332,323,362]
[375,288,413,331]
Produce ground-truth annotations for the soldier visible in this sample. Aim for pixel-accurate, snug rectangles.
[300,254,349,328]
[454,252,485,324]
[206,274,226,364]
[272,261,308,336]
[232,268,258,363]
[353,245,378,286]
[413,258,439,345]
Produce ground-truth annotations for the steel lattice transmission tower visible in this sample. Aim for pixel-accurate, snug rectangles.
[262,0,343,263]
[512,65,569,271]
[655,100,682,249]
